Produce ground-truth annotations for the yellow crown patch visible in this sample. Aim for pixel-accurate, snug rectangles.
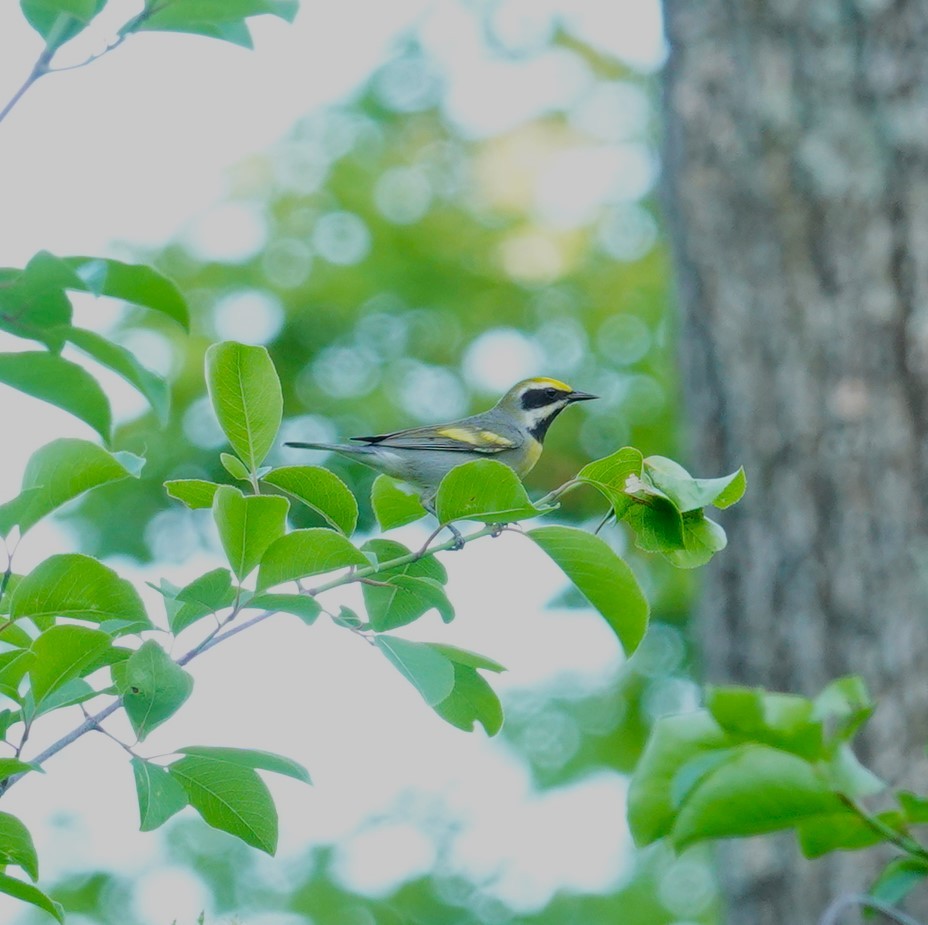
[526,376,573,392]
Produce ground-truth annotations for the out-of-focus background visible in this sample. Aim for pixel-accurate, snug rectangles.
[0,2,720,923]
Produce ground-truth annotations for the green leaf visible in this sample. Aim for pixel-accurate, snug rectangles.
[263,466,358,535]
[10,554,151,633]
[899,791,928,824]
[0,871,63,923]
[170,568,236,634]
[62,327,170,424]
[824,744,884,798]
[428,644,506,673]
[0,438,142,537]
[670,745,843,849]
[60,256,189,329]
[0,352,111,442]
[32,677,99,717]
[627,712,729,846]
[664,511,727,569]
[257,528,367,590]
[245,593,321,624]
[644,456,747,512]
[435,459,544,524]
[0,812,38,881]
[363,575,454,632]
[175,746,311,784]
[131,757,189,832]
[528,525,649,656]
[220,453,251,481]
[0,759,40,782]
[28,625,112,704]
[362,539,447,584]
[869,858,928,909]
[19,0,104,49]
[370,475,428,530]
[576,446,643,518]
[117,641,193,740]
[813,675,875,743]
[0,650,36,701]
[212,486,289,581]
[797,809,901,858]
[374,636,455,706]
[135,0,299,38]
[434,664,503,736]
[168,755,278,854]
[205,342,282,473]
[164,479,220,510]
[621,489,685,554]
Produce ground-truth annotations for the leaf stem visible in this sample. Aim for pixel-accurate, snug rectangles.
[0,518,500,796]
[840,794,928,863]
[819,892,924,925]
[0,47,53,127]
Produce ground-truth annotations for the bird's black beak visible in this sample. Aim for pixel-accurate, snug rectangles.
[567,390,598,403]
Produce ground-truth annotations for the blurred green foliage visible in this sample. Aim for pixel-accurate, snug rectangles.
[71,37,674,567]
[30,16,718,925]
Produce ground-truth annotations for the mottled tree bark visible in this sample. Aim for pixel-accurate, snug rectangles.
[660,1,928,921]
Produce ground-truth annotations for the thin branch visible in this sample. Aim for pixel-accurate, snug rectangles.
[819,893,925,925]
[80,705,138,757]
[0,517,502,797]
[0,48,53,127]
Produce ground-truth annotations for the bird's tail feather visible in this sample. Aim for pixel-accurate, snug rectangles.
[285,441,345,452]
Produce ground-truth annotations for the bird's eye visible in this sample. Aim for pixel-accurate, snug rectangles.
[545,387,559,399]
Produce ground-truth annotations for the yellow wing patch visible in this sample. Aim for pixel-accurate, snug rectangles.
[527,376,573,392]
[436,426,515,448]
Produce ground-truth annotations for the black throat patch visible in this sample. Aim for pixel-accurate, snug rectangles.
[529,408,563,443]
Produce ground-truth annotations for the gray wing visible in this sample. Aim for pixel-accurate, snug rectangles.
[350,419,518,453]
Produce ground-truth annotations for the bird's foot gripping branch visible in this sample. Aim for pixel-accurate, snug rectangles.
[0,340,744,921]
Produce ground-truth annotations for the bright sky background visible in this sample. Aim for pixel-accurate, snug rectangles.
[0,2,670,922]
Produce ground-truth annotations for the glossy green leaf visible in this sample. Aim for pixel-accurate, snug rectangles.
[60,256,189,329]
[176,746,311,784]
[671,746,843,849]
[205,342,282,472]
[434,663,503,735]
[0,352,111,442]
[212,486,289,581]
[0,438,142,538]
[32,677,99,717]
[0,813,38,881]
[131,757,189,832]
[168,755,278,854]
[577,446,643,518]
[796,809,900,858]
[363,575,454,631]
[435,459,544,524]
[28,625,112,704]
[370,475,428,530]
[428,644,506,673]
[0,650,35,701]
[621,489,685,554]
[374,636,455,706]
[664,511,727,569]
[245,592,321,624]
[63,327,170,423]
[528,525,649,656]
[220,453,250,481]
[118,641,193,740]
[10,554,150,633]
[19,0,104,48]
[134,0,298,40]
[0,871,63,923]
[170,568,236,634]
[869,858,928,909]
[164,479,220,509]
[898,791,928,824]
[257,528,367,590]
[627,712,729,846]
[0,759,40,782]
[263,466,358,535]
[362,539,447,584]
[644,456,747,512]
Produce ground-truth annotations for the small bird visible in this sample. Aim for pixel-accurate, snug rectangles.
[285,377,597,509]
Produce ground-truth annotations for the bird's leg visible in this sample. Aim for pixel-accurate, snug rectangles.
[422,498,465,551]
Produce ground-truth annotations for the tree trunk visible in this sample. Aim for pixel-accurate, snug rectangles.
[660,1,928,921]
